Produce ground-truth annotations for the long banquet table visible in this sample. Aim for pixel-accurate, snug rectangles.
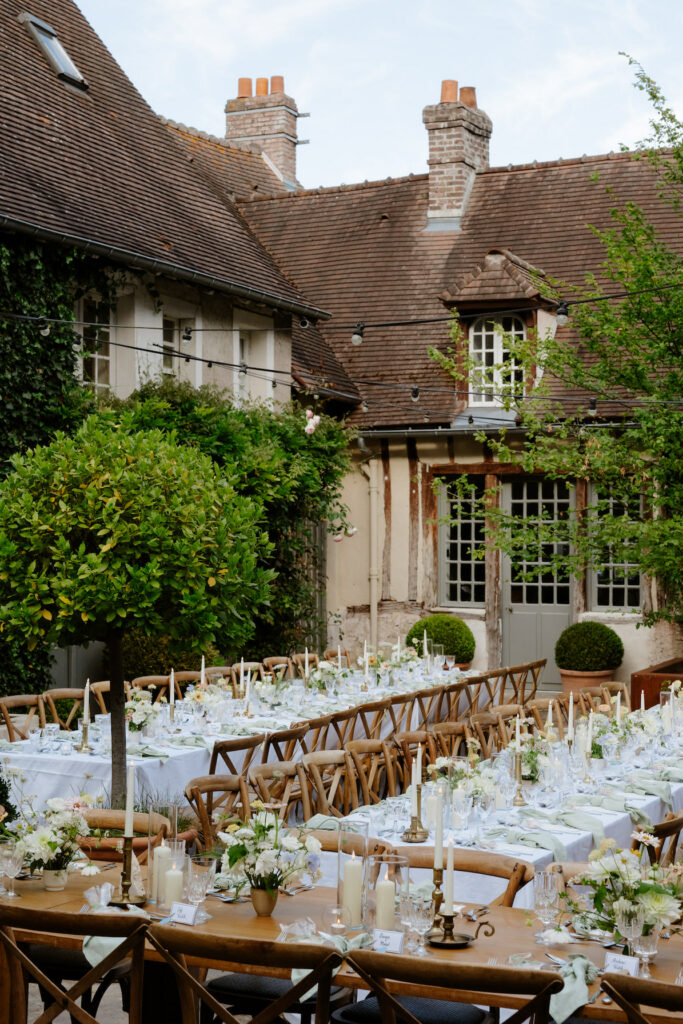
[2,867,682,1023]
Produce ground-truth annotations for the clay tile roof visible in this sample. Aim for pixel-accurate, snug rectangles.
[0,0,323,318]
[446,248,548,307]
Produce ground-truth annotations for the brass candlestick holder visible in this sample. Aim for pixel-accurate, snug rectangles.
[75,721,93,754]
[513,751,527,806]
[427,867,444,939]
[584,752,592,785]
[401,783,429,842]
[169,704,175,727]
[109,836,146,907]
[361,675,369,692]
[430,909,459,946]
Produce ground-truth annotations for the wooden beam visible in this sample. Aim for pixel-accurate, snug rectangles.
[381,440,391,602]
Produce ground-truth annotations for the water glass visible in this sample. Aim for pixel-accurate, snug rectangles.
[410,898,433,956]
[533,871,560,930]
[186,855,216,922]
[633,927,660,977]
[0,839,24,899]
[615,905,645,956]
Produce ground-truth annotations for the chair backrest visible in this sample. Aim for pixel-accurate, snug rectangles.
[209,733,265,776]
[82,809,171,861]
[601,681,631,712]
[231,662,266,684]
[261,723,308,763]
[41,687,85,730]
[477,669,508,712]
[526,698,566,739]
[323,648,350,668]
[185,774,251,849]
[173,671,203,697]
[297,713,332,754]
[292,652,320,678]
[431,720,469,758]
[632,810,683,866]
[601,972,683,1023]
[325,706,358,749]
[0,694,45,742]
[579,686,607,715]
[345,738,396,805]
[468,710,505,759]
[249,761,306,820]
[353,697,390,740]
[393,845,534,907]
[130,675,173,703]
[303,828,395,859]
[385,692,415,735]
[0,903,147,1024]
[506,659,546,704]
[411,686,444,729]
[300,750,356,819]
[262,656,295,680]
[346,949,562,1024]
[147,925,342,1024]
[394,730,436,786]
[89,680,111,715]
[439,679,476,722]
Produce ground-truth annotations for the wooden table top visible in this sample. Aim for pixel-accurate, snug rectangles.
[3,868,683,1022]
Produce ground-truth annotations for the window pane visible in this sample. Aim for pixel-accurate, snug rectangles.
[441,478,486,606]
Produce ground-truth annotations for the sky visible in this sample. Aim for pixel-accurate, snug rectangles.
[76,0,683,189]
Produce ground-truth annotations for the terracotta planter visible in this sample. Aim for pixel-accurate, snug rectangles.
[43,868,68,891]
[250,887,278,917]
[631,657,683,710]
[558,667,614,697]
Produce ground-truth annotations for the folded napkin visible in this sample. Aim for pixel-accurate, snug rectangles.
[525,809,605,846]
[288,926,372,999]
[125,744,169,763]
[303,814,344,831]
[0,739,13,751]
[549,954,598,1024]
[165,734,213,750]
[628,773,672,806]
[82,882,148,967]
[657,765,683,783]
[572,793,651,828]
[485,826,567,861]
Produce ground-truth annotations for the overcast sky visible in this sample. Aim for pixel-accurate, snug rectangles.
[77,0,683,189]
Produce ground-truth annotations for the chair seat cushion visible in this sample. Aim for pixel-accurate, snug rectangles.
[22,943,90,978]
[332,995,488,1024]
[207,971,344,1009]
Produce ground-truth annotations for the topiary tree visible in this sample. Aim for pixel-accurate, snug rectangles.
[0,414,273,804]
[554,621,624,672]
[405,613,476,662]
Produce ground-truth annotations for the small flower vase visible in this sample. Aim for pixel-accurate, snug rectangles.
[43,868,68,891]
[250,886,278,917]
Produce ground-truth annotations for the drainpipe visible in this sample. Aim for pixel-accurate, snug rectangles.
[360,457,380,650]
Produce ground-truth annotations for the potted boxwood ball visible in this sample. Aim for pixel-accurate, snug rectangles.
[405,613,475,668]
[554,621,624,696]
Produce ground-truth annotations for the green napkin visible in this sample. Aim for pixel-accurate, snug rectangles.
[126,744,170,763]
[303,814,344,831]
[166,734,213,749]
[629,773,672,806]
[83,906,148,967]
[485,826,567,861]
[0,739,13,751]
[658,765,683,783]
[549,954,598,1024]
[572,793,651,828]
[291,930,372,999]
[526,809,605,846]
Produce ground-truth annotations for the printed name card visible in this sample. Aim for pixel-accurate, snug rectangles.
[169,902,199,926]
[603,951,639,977]
[372,928,404,953]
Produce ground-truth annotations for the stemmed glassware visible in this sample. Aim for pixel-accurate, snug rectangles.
[409,898,432,956]
[185,855,216,923]
[615,905,645,957]
[633,927,660,977]
[0,839,24,899]
[533,872,560,935]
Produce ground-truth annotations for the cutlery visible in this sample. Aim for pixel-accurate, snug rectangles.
[545,953,567,966]
[281,883,314,896]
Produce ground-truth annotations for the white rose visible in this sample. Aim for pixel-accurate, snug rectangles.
[46,798,66,813]
[282,833,300,852]
[304,835,322,855]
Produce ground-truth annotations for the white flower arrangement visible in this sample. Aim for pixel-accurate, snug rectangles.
[389,643,421,669]
[124,688,160,731]
[12,796,91,872]
[184,680,227,709]
[216,805,322,893]
[308,660,342,691]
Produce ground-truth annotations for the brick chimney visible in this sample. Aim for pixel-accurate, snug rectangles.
[225,76,305,188]
[422,80,492,230]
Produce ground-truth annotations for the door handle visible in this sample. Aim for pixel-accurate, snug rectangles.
[506,606,513,613]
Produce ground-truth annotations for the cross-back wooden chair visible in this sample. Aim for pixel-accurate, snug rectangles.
[209,734,265,777]
[0,904,147,1024]
[507,659,546,704]
[81,809,171,863]
[354,697,390,740]
[385,692,415,735]
[460,673,493,715]
[601,680,631,712]
[477,668,509,712]
[439,678,476,722]
[261,723,308,763]
[147,926,343,1024]
[262,655,295,681]
[249,761,306,820]
[0,694,45,742]
[325,707,358,749]
[185,774,251,850]
[300,750,356,819]
[297,713,332,753]
[631,810,683,866]
[469,705,521,759]
[88,680,113,715]
[231,662,266,687]
[323,648,351,668]
[292,652,320,678]
[411,686,444,730]
[601,972,683,1024]
[431,720,470,758]
[525,697,566,740]
[579,686,607,715]
[130,674,176,702]
[393,845,534,907]
[394,730,437,788]
[41,687,85,730]
[345,738,396,806]
[338,949,562,1024]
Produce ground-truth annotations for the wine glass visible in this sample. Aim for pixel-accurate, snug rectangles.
[633,928,660,978]
[0,839,24,899]
[533,872,560,934]
[615,904,645,957]
[186,855,216,923]
[410,898,432,956]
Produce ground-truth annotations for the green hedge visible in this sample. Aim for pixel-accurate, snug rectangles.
[405,613,475,662]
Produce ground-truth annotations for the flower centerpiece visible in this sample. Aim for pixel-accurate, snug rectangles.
[427,742,496,797]
[308,659,342,693]
[389,642,421,671]
[507,721,548,782]
[216,805,322,915]
[566,834,683,944]
[184,679,228,711]
[12,796,92,889]
[124,688,161,732]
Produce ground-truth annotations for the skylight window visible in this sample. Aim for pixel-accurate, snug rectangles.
[19,12,88,91]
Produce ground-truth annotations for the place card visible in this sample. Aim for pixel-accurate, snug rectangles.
[372,928,404,953]
[603,951,639,977]
[169,902,199,926]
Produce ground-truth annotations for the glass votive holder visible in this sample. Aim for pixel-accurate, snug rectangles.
[338,817,369,930]
[365,854,409,931]
[150,840,186,907]
[321,904,351,937]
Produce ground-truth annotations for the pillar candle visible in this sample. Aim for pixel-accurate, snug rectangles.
[342,852,362,927]
[616,692,621,727]
[200,655,205,687]
[433,794,443,870]
[83,679,90,726]
[164,862,184,905]
[169,668,175,707]
[375,870,396,930]
[567,693,574,740]
[152,841,171,902]
[443,840,454,915]
[124,762,135,838]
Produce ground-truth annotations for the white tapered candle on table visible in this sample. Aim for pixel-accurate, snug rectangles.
[416,743,422,783]
[616,691,621,727]
[200,655,205,686]
[433,793,443,870]
[567,693,574,740]
[240,658,244,691]
[83,679,90,726]
[546,699,553,731]
[170,667,175,707]
[305,647,309,678]
[587,710,594,752]
[515,715,520,747]
[397,635,401,655]
[443,839,454,914]
[337,645,342,669]
[641,690,645,712]
[124,761,135,838]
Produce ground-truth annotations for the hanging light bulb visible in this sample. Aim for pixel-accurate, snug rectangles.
[588,397,597,417]
[182,326,193,343]
[239,363,247,376]
[207,361,213,369]
[361,400,369,413]
[411,387,420,403]
[38,318,51,337]
[423,411,430,422]
[351,321,365,346]
[556,302,570,326]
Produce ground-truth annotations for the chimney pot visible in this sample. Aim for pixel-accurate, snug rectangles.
[270,75,285,94]
[440,79,458,103]
[255,77,268,96]
[460,86,477,108]
[237,77,252,98]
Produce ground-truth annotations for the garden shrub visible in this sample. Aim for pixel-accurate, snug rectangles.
[554,621,624,672]
[405,613,475,662]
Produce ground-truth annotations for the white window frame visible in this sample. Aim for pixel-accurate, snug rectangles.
[468,315,525,406]
[19,11,88,91]
[78,298,111,394]
[437,478,487,607]
[587,487,642,613]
